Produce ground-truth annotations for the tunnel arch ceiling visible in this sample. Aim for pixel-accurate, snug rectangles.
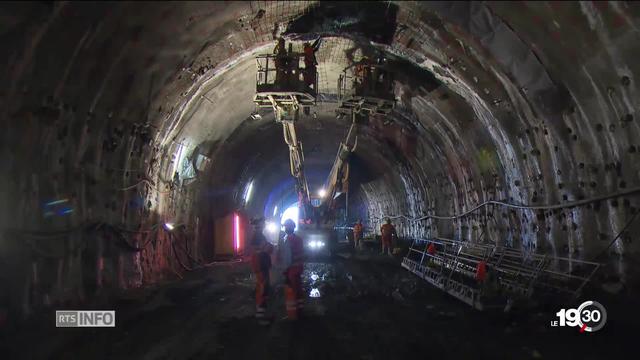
[2,1,640,315]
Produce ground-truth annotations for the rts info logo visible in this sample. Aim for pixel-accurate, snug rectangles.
[550,301,607,333]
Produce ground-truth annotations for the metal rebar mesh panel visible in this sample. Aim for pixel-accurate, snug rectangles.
[403,237,600,310]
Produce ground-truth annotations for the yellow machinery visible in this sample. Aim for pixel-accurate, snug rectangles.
[253,50,318,222]
[253,46,395,226]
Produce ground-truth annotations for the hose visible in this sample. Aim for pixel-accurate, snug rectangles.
[374,186,640,221]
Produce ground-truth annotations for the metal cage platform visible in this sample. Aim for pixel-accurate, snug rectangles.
[253,92,316,108]
[337,62,395,115]
[255,53,318,108]
[402,238,600,310]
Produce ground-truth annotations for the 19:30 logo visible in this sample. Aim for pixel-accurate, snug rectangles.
[551,301,607,333]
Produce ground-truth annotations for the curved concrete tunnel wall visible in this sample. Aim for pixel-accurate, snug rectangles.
[1,1,640,320]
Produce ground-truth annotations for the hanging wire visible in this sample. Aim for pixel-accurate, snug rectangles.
[372,187,640,221]
[117,178,173,194]
[591,211,640,261]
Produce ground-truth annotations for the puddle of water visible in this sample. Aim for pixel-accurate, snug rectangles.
[303,263,338,300]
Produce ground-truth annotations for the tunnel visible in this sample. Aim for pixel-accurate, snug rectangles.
[0,1,638,359]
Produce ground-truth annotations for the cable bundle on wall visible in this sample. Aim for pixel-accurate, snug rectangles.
[373,186,640,221]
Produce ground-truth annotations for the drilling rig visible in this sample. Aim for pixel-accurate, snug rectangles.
[254,42,395,230]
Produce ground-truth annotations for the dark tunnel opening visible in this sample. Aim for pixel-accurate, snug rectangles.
[1,1,640,359]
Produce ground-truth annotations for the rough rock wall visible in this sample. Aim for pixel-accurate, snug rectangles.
[353,2,640,287]
[2,1,640,322]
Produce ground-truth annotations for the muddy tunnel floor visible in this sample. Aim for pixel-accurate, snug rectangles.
[1,243,635,360]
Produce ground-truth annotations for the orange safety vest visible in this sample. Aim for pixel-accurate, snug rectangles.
[303,46,316,66]
[286,234,304,265]
[380,223,395,240]
[427,243,436,255]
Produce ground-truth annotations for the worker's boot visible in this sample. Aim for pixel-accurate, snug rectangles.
[296,298,305,320]
[256,305,270,325]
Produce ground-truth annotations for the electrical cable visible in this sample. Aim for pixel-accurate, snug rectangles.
[24,239,70,259]
[111,223,160,234]
[591,211,640,261]
[168,228,242,269]
[373,186,640,221]
[169,231,194,272]
[118,178,173,194]
[103,224,159,252]
[118,179,154,191]
[5,222,96,239]
[12,223,96,258]
[7,222,162,259]
[9,220,239,271]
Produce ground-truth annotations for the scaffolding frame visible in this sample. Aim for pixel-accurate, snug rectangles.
[254,54,318,108]
[402,237,600,310]
[337,63,395,115]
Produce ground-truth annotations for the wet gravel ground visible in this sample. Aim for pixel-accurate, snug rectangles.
[1,238,636,360]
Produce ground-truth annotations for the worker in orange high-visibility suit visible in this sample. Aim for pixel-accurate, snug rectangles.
[273,37,287,88]
[303,38,320,91]
[353,219,364,250]
[426,242,437,266]
[427,242,436,255]
[282,219,305,320]
[475,261,487,283]
[249,218,274,325]
[380,218,396,256]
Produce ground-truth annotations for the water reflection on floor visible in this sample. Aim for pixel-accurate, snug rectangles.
[303,262,336,301]
[309,288,321,298]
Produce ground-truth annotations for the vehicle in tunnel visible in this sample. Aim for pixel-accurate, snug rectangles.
[1,1,639,359]
[274,204,333,258]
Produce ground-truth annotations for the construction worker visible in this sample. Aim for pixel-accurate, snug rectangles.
[273,37,287,87]
[427,242,436,256]
[353,219,364,250]
[282,219,305,320]
[355,57,372,96]
[249,217,274,325]
[372,54,388,94]
[380,218,396,256]
[475,260,487,283]
[354,59,366,94]
[426,242,437,266]
[286,43,297,88]
[303,38,321,88]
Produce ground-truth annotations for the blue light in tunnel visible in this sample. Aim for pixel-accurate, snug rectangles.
[263,177,296,218]
[281,204,299,227]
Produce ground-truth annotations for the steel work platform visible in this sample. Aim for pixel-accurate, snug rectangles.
[402,238,600,310]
